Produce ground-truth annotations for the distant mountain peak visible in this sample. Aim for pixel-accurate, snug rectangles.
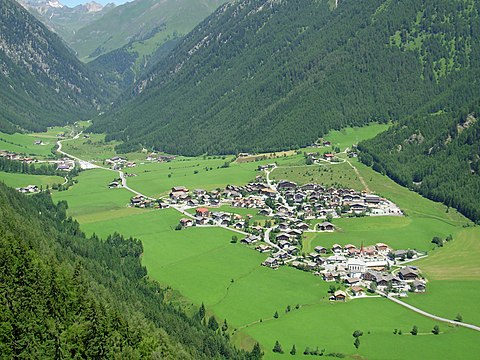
[47,0,63,8]
[83,1,104,13]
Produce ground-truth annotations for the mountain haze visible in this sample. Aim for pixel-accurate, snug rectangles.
[69,0,229,61]
[18,0,115,42]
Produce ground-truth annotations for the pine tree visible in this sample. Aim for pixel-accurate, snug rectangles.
[272,340,283,353]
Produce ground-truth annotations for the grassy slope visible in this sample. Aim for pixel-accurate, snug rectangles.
[51,124,480,358]
[322,123,391,152]
[0,131,57,158]
[0,171,64,188]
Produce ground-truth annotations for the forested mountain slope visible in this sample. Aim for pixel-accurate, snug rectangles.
[357,0,480,223]
[91,0,478,156]
[0,0,110,133]
[359,107,480,223]
[0,181,259,358]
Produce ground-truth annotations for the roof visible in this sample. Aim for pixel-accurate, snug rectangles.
[334,290,347,297]
[196,207,209,213]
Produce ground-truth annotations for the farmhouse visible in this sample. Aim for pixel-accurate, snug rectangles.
[17,185,39,193]
[314,246,327,254]
[180,218,194,227]
[351,286,365,297]
[196,207,210,217]
[318,221,335,231]
[411,280,426,292]
[399,266,419,281]
[277,180,297,190]
[333,290,347,301]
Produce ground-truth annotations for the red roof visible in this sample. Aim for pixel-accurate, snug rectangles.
[196,207,209,214]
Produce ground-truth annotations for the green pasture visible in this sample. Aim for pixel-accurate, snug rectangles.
[271,161,364,190]
[0,131,56,158]
[60,133,120,161]
[404,227,480,325]
[322,122,390,152]
[126,158,260,198]
[244,298,480,359]
[0,171,64,189]
[303,215,458,253]
[51,168,139,223]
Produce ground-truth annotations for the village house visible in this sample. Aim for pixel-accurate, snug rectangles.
[196,207,210,218]
[332,244,343,253]
[314,246,327,254]
[179,218,194,227]
[350,286,365,297]
[277,180,297,190]
[256,244,272,253]
[241,235,260,245]
[108,181,121,188]
[411,280,426,292]
[17,185,39,193]
[317,221,335,232]
[333,290,347,301]
[399,266,420,281]
[262,257,278,268]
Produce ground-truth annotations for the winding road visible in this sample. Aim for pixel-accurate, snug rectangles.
[381,292,480,332]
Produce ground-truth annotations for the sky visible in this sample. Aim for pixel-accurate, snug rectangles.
[60,0,130,7]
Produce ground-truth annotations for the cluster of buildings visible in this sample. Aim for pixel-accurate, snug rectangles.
[271,180,402,218]
[56,158,75,171]
[16,184,40,193]
[0,150,37,164]
[263,238,426,299]
[146,153,177,162]
[105,156,136,170]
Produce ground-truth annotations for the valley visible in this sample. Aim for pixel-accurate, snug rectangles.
[2,122,476,358]
[1,0,480,358]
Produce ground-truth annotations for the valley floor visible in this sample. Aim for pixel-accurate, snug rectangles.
[3,123,479,359]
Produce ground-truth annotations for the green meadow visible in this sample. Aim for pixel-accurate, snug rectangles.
[321,122,390,151]
[126,158,260,198]
[50,123,479,357]
[60,133,120,161]
[0,171,64,188]
[403,227,480,325]
[271,162,364,190]
[0,131,56,158]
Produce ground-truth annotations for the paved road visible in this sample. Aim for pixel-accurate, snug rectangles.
[263,227,281,251]
[381,292,480,332]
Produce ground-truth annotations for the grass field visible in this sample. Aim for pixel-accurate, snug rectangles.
[303,216,458,253]
[0,131,56,158]
[402,227,480,325]
[51,169,142,223]
[271,161,364,190]
[126,158,261,198]
[321,123,390,152]
[0,171,64,189]
[60,133,120,162]
[51,123,480,358]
